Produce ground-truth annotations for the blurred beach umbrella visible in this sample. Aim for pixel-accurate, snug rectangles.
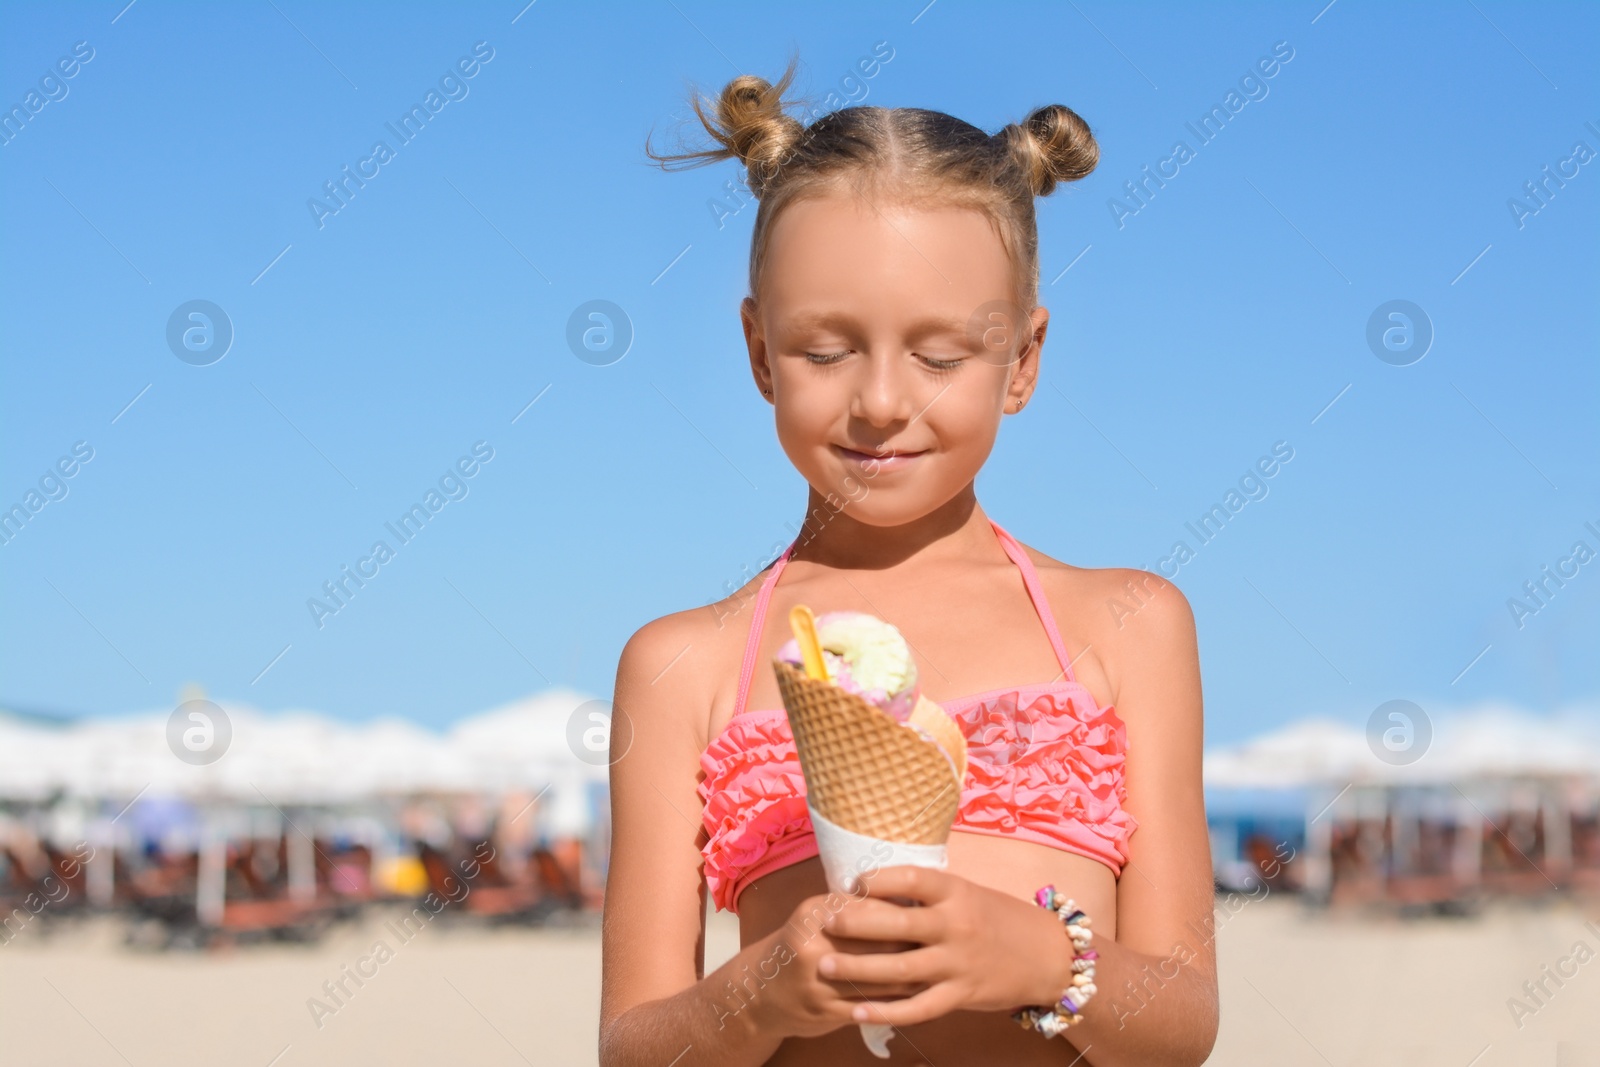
[1203,707,1600,789]
[1203,720,1370,789]
[0,688,605,815]
[0,713,73,800]
[1416,707,1600,781]
[447,689,609,789]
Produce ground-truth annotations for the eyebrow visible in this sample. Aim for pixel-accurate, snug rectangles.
[782,311,971,340]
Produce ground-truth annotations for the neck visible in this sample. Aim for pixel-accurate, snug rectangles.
[788,484,997,570]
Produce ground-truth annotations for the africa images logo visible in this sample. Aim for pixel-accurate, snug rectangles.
[306,442,494,629]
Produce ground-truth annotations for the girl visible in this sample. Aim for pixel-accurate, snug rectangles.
[601,62,1217,1066]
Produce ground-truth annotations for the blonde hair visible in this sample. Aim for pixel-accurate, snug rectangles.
[647,58,1098,307]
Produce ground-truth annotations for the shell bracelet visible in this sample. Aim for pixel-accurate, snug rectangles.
[1010,885,1097,1038]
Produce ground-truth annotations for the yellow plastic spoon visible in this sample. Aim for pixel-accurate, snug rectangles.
[788,605,829,682]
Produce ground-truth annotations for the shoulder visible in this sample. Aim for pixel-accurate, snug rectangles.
[615,608,704,692]
[1018,543,1196,704]
[615,573,772,750]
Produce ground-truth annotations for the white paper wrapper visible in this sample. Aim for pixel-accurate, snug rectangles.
[808,802,948,1059]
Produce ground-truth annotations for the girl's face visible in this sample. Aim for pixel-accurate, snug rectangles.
[742,190,1046,527]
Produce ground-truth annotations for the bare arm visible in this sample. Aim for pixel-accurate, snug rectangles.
[1067,572,1219,1065]
[598,614,789,1066]
[601,605,936,1065]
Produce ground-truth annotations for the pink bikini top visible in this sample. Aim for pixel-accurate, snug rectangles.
[698,520,1137,915]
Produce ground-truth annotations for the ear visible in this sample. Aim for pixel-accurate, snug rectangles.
[741,297,775,404]
[1005,306,1049,414]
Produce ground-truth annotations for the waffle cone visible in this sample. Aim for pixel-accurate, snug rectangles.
[773,659,964,846]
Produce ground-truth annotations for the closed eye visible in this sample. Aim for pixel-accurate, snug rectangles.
[803,350,964,371]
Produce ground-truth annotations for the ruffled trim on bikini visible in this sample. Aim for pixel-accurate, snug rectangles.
[698,713,811,914]
[950,687,1137,873]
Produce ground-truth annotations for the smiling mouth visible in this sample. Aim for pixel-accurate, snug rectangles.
[833,445,928,469]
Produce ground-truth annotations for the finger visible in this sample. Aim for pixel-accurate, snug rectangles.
[821,945,946,986]
[856,864,953,905]
[825,895,942,943]
[811,925,917,959]
[826,933,920,956]
[823,978,925,1000]
[850,982,965,1028]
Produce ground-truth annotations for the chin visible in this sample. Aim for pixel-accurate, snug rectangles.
[818,477,971,528]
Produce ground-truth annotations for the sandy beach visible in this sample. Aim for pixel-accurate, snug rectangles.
[3,896,1596,1065]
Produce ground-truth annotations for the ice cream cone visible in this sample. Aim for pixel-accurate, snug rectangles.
[773,659,963,845]
[774,656,968,1059]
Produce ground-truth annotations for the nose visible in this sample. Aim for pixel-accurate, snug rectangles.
[849,350,915,430]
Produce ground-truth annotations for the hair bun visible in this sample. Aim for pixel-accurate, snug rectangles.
[1000,104,1098,196]
[716,74,804,186]
[646,61,805,197]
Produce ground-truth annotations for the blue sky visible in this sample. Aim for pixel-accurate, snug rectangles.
[2,1,1595,744]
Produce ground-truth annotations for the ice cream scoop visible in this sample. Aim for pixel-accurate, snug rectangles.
[777,609,920,722]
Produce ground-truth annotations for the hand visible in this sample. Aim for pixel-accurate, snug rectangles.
[815,865,1075,1029]
[743,890,933,1040]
